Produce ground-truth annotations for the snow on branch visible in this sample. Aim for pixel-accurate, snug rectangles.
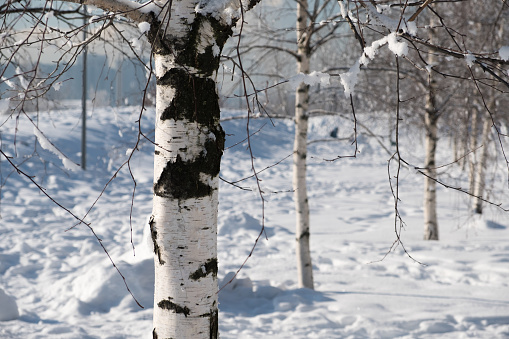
[341,32,408,97]
[33,126,81,171]
[288,71,330,89]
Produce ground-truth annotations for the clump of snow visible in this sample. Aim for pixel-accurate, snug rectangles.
[465,52,476,67]
[340,33,407,97]
[52,81,62,91]
[340,61,361,98]
[387,32,408,57]
[376,4,390,14]
[363,36,388,61]
[138,22,150,34]
[499,46,509,61]
[288,71,330,89]
[43,11,54,22]
[195,0,241,26]
[34,126,81,171]
[0,288,19,321]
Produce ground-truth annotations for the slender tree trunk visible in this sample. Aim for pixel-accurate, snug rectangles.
[468,102,479,195]
[423,95,439,240]
[147,4,230,337]
[293,0,314,289]
[423,12,439,241]
[472,108,492,214]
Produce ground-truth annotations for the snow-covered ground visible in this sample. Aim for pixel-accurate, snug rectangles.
[0,104,508,338]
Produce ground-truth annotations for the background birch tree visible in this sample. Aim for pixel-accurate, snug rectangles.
[330,0,509,248]
[231,0,344,289]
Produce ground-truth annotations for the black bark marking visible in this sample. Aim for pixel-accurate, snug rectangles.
[152,328,158,339]
[297,230,310,240]
[158,297,191,317]
[210,310,219,339]
[149,216,165,265]
[198,309,218,339]
[153,138,223,200]
[147,14,232,76]
[158,68,221,126]
[189,258,218,281]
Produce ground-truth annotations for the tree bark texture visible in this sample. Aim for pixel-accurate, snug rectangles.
[147,2,230,337]
[293,0,314,289]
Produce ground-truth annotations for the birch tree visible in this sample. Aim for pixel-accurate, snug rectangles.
[423,12,439,240]
[293,0,314,288]
[336,0,509,247]
[1,0,261,337]
[236,0,342,289]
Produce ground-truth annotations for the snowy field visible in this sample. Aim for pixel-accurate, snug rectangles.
[0,104,508,338]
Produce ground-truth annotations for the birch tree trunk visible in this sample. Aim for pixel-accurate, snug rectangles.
[146,2,231,337]
[423,91,439,240]
[293,0,314,289]
[468,102,479,195]
[472,108,492,214]
[423,11,439,241]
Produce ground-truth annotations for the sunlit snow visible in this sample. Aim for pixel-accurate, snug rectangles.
[0,104,508,338]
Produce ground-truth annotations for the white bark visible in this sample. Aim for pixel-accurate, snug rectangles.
[423,13,439,241]
[293,0,314,289]
[423,102,439,240]
[147,3,231,337]
[472,111,492,214]
[150,52,221,338]
[468,103,479,195]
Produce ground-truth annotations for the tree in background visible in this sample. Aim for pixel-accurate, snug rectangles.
[317,1,509,246]
[292,0,342,289]
[231,0,344,289]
